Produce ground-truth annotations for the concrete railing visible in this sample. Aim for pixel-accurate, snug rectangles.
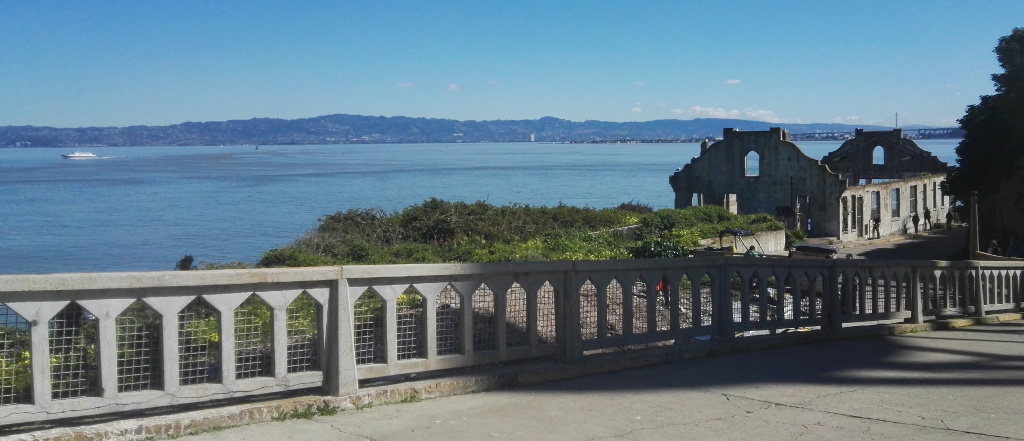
[0,257,1021,426]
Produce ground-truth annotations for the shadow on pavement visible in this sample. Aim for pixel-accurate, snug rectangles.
[852,227,968,260]
[530,322,1024,393]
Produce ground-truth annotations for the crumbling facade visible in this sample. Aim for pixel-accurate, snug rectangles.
[670,128,950,241]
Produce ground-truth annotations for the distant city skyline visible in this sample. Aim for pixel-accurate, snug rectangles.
[2,1,1022,128]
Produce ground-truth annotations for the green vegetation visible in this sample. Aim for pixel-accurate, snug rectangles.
[257,198,785,267]
[0,326,32,399]
[946,28,1024,245]
[272,403,341,421]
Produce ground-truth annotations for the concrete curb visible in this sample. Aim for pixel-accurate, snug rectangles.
[2,315,1017,441]
[934,312,1024,329]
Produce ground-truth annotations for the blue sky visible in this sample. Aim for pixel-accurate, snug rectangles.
[2,1,1021,128]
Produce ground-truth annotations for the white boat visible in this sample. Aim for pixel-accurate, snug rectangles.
[61,152,97,159]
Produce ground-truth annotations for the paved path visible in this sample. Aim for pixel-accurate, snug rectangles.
[836,226,968,260]
[183,321,1024,441]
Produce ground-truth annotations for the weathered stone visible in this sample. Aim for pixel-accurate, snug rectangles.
[671,128,951,241]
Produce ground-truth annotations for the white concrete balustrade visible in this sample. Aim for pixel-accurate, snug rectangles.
[0,258,1020,426]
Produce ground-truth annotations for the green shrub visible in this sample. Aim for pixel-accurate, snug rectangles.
[785,229,807,249]
[255,199,784,267]
[258,247,336,267]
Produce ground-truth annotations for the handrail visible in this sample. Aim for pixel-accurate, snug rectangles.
[0,258,1020,426]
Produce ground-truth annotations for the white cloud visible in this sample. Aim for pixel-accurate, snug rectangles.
[632,106,642,113]
[829,116,859,123]
[725,79,741,85]
[633,81,645,87]
[447,84,461,91]
[689,106,784,123]
[670,108,683,114]
[397,82,414,88]
[657,102,668,108]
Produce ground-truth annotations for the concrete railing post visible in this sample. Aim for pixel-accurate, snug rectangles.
[827,263,843,331]
[910,267,921,322]
[909,266,924,324]
[324,276,358,396]
[714,261,734,341]
[974,265,986,318]
[561,266,584,361]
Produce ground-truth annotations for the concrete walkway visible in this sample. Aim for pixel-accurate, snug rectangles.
[177,321,1024,441]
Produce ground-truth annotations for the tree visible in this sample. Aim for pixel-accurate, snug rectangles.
[946,28,1024,249]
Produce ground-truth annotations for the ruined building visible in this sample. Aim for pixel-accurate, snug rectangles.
[669,128,950,241]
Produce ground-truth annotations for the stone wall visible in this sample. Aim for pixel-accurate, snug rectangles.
[670,128,848,237]
[838,175,949,241]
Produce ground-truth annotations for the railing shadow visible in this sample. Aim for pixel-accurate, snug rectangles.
[531,322,1024,394]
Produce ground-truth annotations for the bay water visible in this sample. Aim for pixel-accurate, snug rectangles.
[0,140,959,274]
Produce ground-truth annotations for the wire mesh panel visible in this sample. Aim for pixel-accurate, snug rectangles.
[436,285,462,356]
[116,300,162,393]
[654,277,672,331]
[936,272,952,310]
[865,275,877,314]
[812,275,825,319]
[353,289,385,365]
[49,302,99,399]
[678,276,695,328]
[396,290,425,360]
[875,274,889,313]
[888,274,901,312]
[537,281,558,344]
[766,274,786,321]
[0,304,31,405]
[730,273,745,324]
[699,274,714,327]
[286,292,320,373]
[234,295,273,379]
[785,274,801,320]
[506,283,528,348]
[579,280,598,340]
[178,298,221,386]
[606,280,624,336]
[853,274,866,315]
[748,273,763,322]
[472,284,496,352]
[632,278,648,334]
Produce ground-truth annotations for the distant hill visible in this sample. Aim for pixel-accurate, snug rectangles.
[0,114,942,147]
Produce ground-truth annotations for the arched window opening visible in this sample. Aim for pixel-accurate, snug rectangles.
[873,146,884,165]
[745,151,760,176]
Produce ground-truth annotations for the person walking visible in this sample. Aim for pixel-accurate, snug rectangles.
[912,212,920,234]
[871,216,881,239]
[987,240,1003,256]
[923,207,932,230]
[945,211,953,229]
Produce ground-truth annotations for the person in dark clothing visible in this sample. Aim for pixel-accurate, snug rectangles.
[912,213,920,234]
[871,216,881,239]
[923,208,932,230]
[945,211,953,229]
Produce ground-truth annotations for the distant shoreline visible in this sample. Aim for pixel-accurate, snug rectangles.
[0,113,963,148]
